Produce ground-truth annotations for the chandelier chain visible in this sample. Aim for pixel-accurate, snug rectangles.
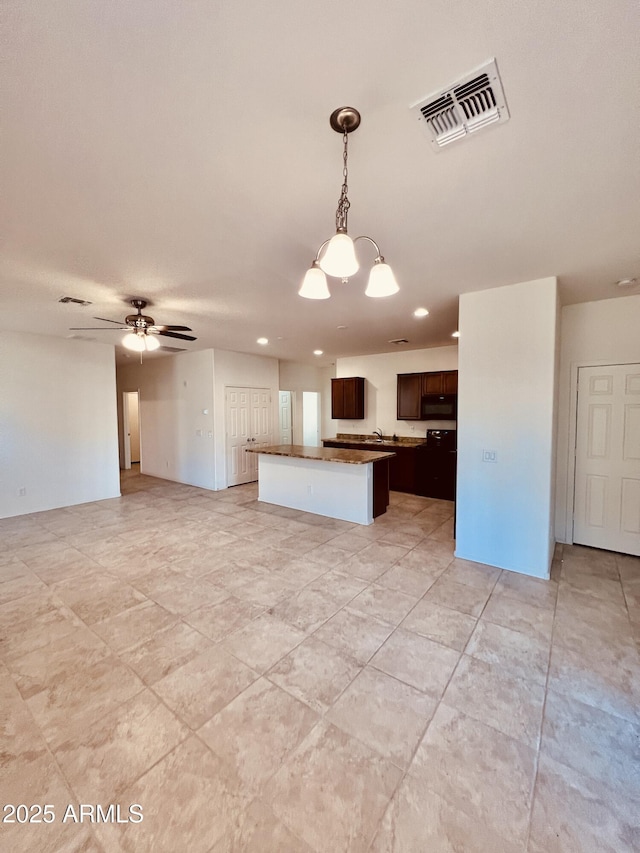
[335,127,351,232]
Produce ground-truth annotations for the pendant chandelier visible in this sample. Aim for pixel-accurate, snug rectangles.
[299,107,399,300]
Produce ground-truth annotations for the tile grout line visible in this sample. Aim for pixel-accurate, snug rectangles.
[522,552,561,852]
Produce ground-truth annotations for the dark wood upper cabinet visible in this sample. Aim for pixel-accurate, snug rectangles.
[331,377,365,419]
[398,370,458,420]
[397,373,423,420]
[442,371,458,394]
[422,371,458,395]
[422,372,443,395]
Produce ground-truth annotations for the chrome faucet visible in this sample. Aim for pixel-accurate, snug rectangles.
[372,428,383,442]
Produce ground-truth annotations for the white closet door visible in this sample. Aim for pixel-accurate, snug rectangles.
[226,387,272,486]
[573,364,640,555]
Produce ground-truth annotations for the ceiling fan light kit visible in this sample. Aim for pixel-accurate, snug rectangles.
[122,331,160,352]
[69,298,197,355]
[299,107,399,300]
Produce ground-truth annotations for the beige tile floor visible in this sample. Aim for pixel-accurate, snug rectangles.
[1,467,639,852]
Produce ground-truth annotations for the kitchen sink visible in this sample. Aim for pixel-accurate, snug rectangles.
[348,438,396,446]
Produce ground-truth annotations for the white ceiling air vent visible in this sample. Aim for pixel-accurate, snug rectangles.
[388,338,410,345]
[159,345,187,353]
[411,58,509,150]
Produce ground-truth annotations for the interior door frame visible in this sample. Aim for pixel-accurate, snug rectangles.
[564,358,639,544]
[122,389,141,471]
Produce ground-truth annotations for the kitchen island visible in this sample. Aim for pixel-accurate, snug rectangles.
[246,444,395,525]
[323,434,428,494]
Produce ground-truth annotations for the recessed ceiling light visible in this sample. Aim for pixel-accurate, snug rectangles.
[616,278,638,287]
[413,307,429,317]
[452,331,460,338]
[313,349,323,356]
[257,337,269,345]
[337,325,347,330]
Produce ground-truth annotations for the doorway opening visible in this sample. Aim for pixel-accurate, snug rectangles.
[122,390,141,470]
[302,391,321,447]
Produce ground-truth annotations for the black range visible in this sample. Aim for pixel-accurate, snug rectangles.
[417,429,457,500]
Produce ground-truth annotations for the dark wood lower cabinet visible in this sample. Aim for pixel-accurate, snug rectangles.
[372,458,390,518]
[323,441,419,495]
[387,446,417,493]
[323,440,457,500]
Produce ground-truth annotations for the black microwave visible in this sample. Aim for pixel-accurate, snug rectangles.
[421,393,457,420]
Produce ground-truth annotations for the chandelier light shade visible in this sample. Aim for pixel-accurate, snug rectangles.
[299,107,398,300]
[319,233,359,278]
[299,261,331,299]
[365,258,399,298]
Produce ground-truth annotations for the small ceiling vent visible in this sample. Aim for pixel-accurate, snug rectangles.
[159,345,187,353]
[59,296,92,306]
[411,58,509,151]
[388,338,410,345]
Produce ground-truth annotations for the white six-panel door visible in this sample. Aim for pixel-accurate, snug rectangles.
[226,387,272,486]
[573,364,640,555]
[279,391,293,444]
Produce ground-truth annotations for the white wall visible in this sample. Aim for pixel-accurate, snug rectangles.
[0,331,120,518]
[334,347,458,437]
[456,277,559,578]
[118,348,280,492]
[555,294,640,542]
[117,350,216,489]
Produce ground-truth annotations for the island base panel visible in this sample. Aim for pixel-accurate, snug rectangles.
[257,454,375,525]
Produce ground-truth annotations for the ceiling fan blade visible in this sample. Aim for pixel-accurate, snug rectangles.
[156,330,197,342]
[92,316,127,325]
[152,325,193,332]
[69,326,126,330]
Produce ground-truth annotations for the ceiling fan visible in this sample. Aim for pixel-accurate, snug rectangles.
[69,298,197,351]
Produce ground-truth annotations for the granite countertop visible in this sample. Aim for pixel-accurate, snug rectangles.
[246,444,396,465]
[324,434,427,448]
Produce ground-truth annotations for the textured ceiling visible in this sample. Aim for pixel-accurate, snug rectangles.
[2,0,639,366]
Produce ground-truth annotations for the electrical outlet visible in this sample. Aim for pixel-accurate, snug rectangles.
[482,450,497,463]
[18,487,26,496]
